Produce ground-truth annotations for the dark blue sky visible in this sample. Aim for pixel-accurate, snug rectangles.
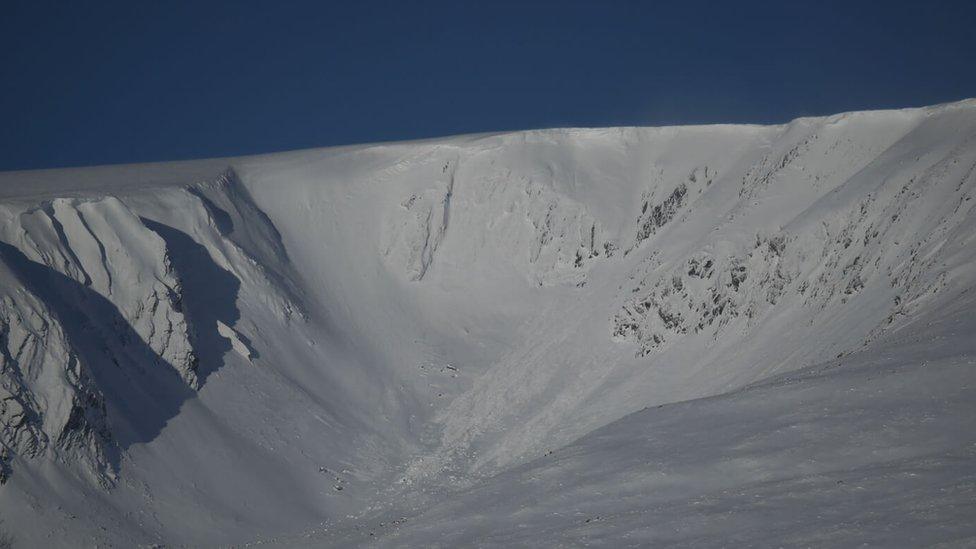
[2,0,974,171]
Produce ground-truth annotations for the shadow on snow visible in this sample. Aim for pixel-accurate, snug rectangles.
[0,219,242,456]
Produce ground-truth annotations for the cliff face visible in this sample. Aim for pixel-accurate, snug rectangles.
[0,195,193,488]
[0,172,303,487]
[0,100,974,546]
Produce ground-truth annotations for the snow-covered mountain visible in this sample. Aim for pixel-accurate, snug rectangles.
[1,99,975,547]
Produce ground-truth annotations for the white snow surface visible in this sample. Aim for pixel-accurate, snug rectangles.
[1,99,975,547]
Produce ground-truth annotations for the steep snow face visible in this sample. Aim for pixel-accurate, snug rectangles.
[0,100,975,546]
[345,297,976,548]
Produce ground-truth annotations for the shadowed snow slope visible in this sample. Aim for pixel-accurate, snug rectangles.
[1,99,975,547]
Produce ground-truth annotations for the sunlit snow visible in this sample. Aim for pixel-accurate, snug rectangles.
[1,100,975,547]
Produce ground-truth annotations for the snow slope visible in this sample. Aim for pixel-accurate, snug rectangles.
[1,99,975,547]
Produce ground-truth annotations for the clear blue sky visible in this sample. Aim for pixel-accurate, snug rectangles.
[1,0,973,171]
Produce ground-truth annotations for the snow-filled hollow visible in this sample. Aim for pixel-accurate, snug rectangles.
[1,99,975,547]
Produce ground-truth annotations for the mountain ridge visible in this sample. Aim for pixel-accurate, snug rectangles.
[1,99,975,546]
[2,97,973,199]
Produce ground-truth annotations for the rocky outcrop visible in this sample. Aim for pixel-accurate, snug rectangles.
[383,158,457,281]
[0,254,114,486]
[13,197,200,388]
[612,125,976,358]
[632,165,712,250]
[0,177,301,485]
[612,247,775,355]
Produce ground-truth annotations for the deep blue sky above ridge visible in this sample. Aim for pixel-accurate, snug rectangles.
[1,0,974,171]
